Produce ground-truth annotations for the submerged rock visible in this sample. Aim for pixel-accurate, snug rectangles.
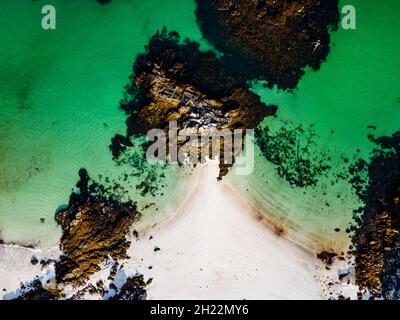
[54,169,139,286]
[195,0,339,90]
[110,134,133,159]
[255,123,331,187]
[96,0,111,5]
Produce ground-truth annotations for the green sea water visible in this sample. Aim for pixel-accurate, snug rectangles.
[228,0,400,251]
[0,0,399,251]
[0,0,207,247]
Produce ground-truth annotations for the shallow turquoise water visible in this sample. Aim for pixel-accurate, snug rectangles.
[0,0,399,251]
[0,0,206,247]
[228,0,400,251]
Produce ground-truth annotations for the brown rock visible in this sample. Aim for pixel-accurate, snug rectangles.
[113,28,277,178]
[195,0,340,90]
[54,169,139,286]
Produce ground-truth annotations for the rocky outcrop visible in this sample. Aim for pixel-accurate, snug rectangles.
[15,280,61,301]
[195,0,339,90]
[55,169,139,286]
[351,131,400,298]
[382,246,400,300]
[112,28,277,178]
[110,275,152,300]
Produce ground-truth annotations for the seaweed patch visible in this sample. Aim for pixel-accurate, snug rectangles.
[255,123,331,187]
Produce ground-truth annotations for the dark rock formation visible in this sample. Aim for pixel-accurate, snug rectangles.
[40,258,56,269]
[351,131,400,298]
[15,280,61,301]
[96,0,111,5]
[382,246,400,300]
[195,0,340,89]
[112,28,277,178]
[110,134,133,159]
[317,251,337,266]
[30,255,39,266]
[110,275,152,300]
[55,169,139,286]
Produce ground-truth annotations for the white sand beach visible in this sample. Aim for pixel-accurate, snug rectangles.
[125,161,325,300]
[0,160,358,300]
[0,244,59,299]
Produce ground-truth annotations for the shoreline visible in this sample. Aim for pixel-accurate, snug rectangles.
[0,244,60,299]
[0,160,357,299]
[220,181,316,256]
[123,160,326,299]
[224,152,355,255]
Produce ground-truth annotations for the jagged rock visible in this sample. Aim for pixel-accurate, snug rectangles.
[39,258,55,269]
[382,246,400,300]
[110,134,133,159]
[112,28,277,178]
[54,169,139,286]
[351,131,400,298]
[195,0,339,90]
[110,275,151,300]
[14,279,61,301]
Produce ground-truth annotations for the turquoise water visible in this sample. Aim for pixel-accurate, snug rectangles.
[228,0,400,251]
[0,0,399,251]
[0,0,206,247]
